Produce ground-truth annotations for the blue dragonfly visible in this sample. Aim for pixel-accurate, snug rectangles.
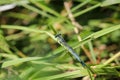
[55,33,94,74]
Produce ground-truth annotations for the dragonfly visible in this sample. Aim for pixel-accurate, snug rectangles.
[55,33,94,73]
[55,34,85,66]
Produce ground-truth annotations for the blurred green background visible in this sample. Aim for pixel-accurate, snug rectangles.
[0,0,120,80]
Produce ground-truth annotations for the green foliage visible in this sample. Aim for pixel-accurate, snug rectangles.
[0,34,12,54]
[0,0,120,80]
[101,0,120,6]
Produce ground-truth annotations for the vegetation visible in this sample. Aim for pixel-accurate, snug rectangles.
[0,0,120,80]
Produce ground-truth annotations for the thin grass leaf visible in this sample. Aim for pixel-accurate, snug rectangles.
[0,0,16,5]
[34,69,87,80]
[5,75,22,80]
[6,12,33,20]
[88,41,96,64]
[83,24,120,41]
[0,34,13,54]
[74,3,101,17]
[91,24,120,39]
[20,67,35,79]
[1,25,56,41]
[102,52,120,67]
[0,53,18,59]
[2,57,42,68]
[75,24,120,49]
[95,66,120,76]
[30,0,61,17]
[101,0,120,6]
[21,4,52,18]
[72,0,91,12]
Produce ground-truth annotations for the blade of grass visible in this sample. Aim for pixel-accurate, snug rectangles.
[75,24,120,49]
[0,0,16,5]
[2,57,43,68]
[94,66,120,76]
[88,40,97,64]
[5,12,33,20]
[102,51,120,67]
[20,67,34,79]
[34,69,88,80]
[0,34,13,54]
[21,4,52,18]
[1,25,56,41]
[30,0,61,17]
[101,0,120,6]
[83,24,120,42]
[91,25,120,39]
[77,0,120,11]
[74,3,101,17]
[72,0,91,12]
[75,0,98,4]
[0,53,18,59]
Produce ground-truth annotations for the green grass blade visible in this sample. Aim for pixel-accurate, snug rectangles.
[21,4,52,18]
[0,0,16,5]
[74,3,101,17]
[2,57,42,68]
[1,25,56,41]
[34,69,87,80]
[0,34,13,54]
[95,66,120,76]
[102,52,120,67]
[101,0,120,6]
[30,0,61,17]
[6,12,33,20]
[83,24,120,41]
[20,67,35,79]
[88,40,96,63]
[75,24,120,49]
[72,0,91,12]
[92,24,120,39]
[0,53,18,59]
